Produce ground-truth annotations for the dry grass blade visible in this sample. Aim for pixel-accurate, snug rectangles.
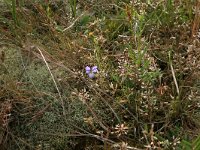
[63,12,85,32]
[169,50,180,96]
[34,46,66,116]
[170,62,180,96]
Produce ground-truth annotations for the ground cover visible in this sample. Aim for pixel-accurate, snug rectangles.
[0,0,200,149]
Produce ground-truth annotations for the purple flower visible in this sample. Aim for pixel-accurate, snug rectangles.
[85,66,98,78]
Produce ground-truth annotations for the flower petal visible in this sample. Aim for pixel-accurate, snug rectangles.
[88,72,95,78]
[92,66,98,73]
[85,66,91,74]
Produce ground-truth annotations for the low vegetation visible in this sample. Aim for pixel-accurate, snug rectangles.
[0,0,200,149]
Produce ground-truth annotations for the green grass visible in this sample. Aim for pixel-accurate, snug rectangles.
[0,0,200,149]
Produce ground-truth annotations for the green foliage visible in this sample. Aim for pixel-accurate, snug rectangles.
[180,134,200,150]
[11,0,17,25]
[69,0,77,17]
[0,0,199,149]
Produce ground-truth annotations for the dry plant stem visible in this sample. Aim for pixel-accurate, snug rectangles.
[35,46,66,116]
[192,0,200,38]
[36,130,142,150]
[84,81,141,124]
[88,85,121,123]
[84,83,153,148]
[0,127,34,149]
[63,12,85,32]
[169,50,180,96]
[66,123,115,144]
[84,101,109,132]
[29,103,51,124]
[19,50,39,92]
[170,62,180,96]
[70,124,142,150]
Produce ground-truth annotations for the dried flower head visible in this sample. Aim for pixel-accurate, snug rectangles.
[113,123,129,137]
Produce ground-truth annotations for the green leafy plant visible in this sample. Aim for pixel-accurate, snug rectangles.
[180,134,200,150]
[10,0,20,26]
[69,0,77,17]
